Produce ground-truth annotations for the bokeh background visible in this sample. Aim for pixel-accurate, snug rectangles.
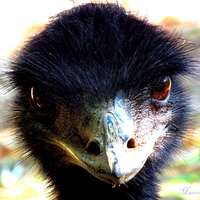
[0,0,200,199]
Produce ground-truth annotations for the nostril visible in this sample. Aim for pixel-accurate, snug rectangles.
[127,138,136,149]
[86,140,101,155]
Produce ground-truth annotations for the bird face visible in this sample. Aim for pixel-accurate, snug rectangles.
[30,77,172,186]
[10,3,193,192]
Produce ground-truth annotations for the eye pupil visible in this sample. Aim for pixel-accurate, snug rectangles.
[152,77,171,101]
[31,87,51,109]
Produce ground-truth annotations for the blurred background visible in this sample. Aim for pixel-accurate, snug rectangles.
[0,0,199,199]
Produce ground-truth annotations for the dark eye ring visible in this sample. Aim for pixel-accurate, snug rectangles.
[152,77,171,101]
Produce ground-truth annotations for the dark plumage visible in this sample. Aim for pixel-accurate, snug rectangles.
[7,3,197,200]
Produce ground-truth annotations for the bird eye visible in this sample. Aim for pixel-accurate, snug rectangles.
[31,87,52,110]
[152,77,171,101]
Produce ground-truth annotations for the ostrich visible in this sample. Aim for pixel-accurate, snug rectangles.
[7,3,197,200]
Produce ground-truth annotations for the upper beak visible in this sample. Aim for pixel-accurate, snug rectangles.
[59,98,162,186]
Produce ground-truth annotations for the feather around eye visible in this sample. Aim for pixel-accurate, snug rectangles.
[152,77,171,101]
[30,87,59,124]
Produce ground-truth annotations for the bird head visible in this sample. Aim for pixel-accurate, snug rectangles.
[9,3,194,188]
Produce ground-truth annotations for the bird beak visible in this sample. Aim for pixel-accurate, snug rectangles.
[60,96,164,186]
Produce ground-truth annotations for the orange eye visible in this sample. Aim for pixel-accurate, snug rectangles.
[152,77,171,101]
